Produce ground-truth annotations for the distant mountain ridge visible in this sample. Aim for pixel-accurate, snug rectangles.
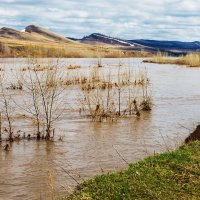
[129,39,200,51]
[68,33,200,52]
[1,25,199,52]
[69,33,145,47]
[81,33,136,46]
[0,25,200,58]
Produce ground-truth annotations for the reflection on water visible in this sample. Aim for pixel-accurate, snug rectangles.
[1,58,200,200]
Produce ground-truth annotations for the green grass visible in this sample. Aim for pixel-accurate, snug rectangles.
[61,141,200,200]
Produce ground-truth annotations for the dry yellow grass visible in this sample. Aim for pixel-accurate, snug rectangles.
[144,52,200,67]
[181,53,200,67]
[0,37,148,58]
[66,65,81,70]
[32,65,53,71]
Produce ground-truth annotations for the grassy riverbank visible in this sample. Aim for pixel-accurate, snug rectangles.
[144,53,200,67]
[62,141,200,200]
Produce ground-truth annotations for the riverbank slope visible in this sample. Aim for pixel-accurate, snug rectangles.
[62,141,200,200]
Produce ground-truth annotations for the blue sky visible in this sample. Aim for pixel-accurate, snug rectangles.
[0,0,200,41]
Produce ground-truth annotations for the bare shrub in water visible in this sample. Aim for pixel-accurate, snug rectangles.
[20,58,64,139]
[140,85,152,111]
[80,82,117,122]
[0,73,14,141]
[79,64,152,122]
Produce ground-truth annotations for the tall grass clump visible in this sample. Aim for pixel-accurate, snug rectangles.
[79,64,152,122]
[143,52,174,64]
[144,52,200,67]
[180,53,200,67]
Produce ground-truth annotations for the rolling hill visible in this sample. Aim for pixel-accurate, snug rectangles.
[0,25,148,58]
[0,25,75,44]
[1,25,199,58]
[24,25,73,43]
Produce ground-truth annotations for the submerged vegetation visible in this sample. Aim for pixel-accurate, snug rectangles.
[63,141,200,200]
[0,59,64,142]
[144,52,200,67]
[66,65,81,70]
[79,66,152,121]
[0,59,152,143]
[1,56,199,199]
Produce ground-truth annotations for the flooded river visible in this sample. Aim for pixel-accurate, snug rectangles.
[0,58,200,200]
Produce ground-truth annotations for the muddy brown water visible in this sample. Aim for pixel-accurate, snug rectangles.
[0,58,200,200]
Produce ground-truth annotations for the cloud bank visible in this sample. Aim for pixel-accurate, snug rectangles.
[0,0,200,41]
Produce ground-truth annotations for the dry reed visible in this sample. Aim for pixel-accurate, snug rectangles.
[144,52,200,67]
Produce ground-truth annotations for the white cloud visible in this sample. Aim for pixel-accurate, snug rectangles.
[0,0,200,41]
[0,8,20,16]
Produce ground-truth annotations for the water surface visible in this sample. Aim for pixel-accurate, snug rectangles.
[0,58,200,200]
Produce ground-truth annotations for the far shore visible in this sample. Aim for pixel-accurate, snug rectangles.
[144,52,200,67]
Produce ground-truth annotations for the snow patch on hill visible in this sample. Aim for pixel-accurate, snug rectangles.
[92,33,135,46]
